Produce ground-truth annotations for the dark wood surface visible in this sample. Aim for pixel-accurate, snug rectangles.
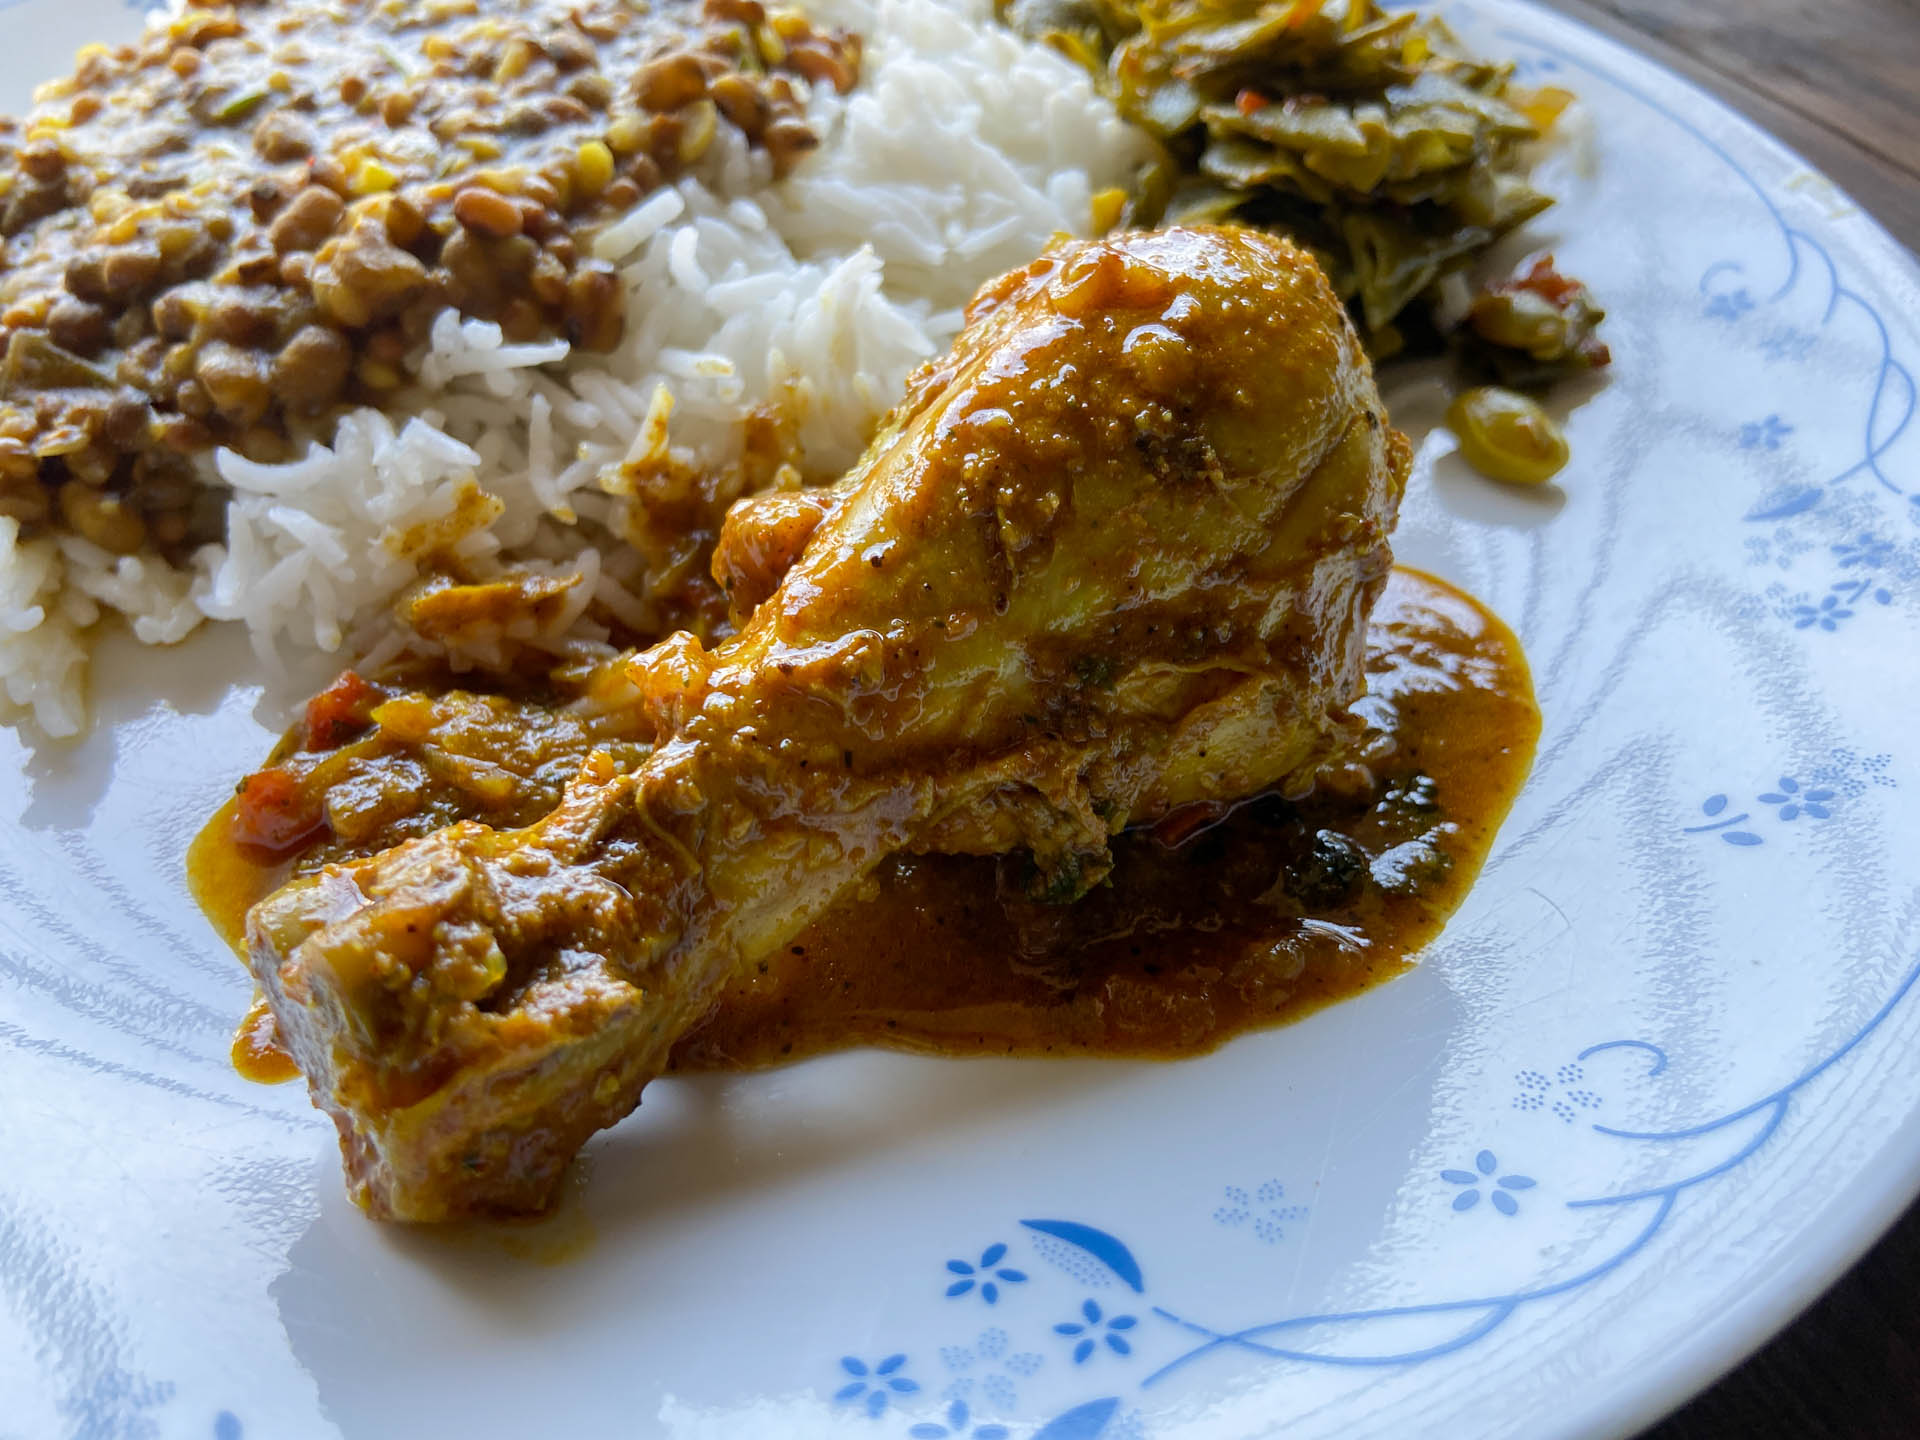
[1532,2,1920,1437]
[1539,0,1920,251]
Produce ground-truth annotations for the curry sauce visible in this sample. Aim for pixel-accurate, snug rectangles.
[194,567,1537,1078]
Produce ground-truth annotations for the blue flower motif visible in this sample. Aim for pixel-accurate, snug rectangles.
[1833,534,1895,570]
[946,1243,1028,1305]
[836,1355,920,1417]
[1792,594,1854,631]
[1213,1180,1309,1243]
[1685,793,1763,845]
[1053,1298,1138,1364]
[1737,415,1793,451]
[1830,575,1895,608]
[1706,288,1755,321]
[1756,776,1834,822]
[1441,1150,1536,1216]
[908,1399,1010,1440]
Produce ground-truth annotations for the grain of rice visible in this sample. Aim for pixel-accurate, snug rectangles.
[592,188,688,264]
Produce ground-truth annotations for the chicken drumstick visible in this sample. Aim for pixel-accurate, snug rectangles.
[247,226,1410,1219]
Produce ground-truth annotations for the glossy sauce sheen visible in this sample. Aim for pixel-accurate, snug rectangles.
[194,568,1537,1079]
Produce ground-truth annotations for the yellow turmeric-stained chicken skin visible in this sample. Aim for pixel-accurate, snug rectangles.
[246,225,1412,1220]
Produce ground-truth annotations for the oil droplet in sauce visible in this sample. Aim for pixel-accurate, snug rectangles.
[190,568,1539,1083]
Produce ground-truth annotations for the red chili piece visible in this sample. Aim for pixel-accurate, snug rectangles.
[231,767,325,852]
[304,669,380,751]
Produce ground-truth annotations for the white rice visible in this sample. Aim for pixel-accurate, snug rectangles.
[0,0,1155,738]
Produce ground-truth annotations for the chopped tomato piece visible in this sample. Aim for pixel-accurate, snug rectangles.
[304,669,380,751]
[1509,257,1613,367]
[1235,88,1269,116]
[1472,254,1613,371]
[231,767,325,853]
[1508,255,1586,310]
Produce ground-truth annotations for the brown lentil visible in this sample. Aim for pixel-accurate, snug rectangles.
[268,186,345,254]
[0,0,862,562]
[58,480,148,554]
[451,186,525,240]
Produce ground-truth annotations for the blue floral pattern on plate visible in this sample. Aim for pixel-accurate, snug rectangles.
[837,952,1920,1435]
[908,1397,1011,1440]
[947,1244,1030,1305]
[1053,1300,1139,1365]
[1686,751,1893,845]
[1512,1064,1604,1122]
[1441,1152,1538,1216]
[1212,1181,1309,1243]
[838,1355,922,1417]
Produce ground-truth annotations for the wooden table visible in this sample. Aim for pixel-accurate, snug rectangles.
[1532,2,1920,1436]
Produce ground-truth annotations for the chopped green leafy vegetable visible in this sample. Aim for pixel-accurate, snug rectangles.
[1002,0,1604,375]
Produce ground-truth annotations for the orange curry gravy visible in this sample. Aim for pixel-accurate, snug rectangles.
[191,567,1538,1081]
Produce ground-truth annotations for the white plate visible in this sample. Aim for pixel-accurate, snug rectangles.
[5,3,1919,1438]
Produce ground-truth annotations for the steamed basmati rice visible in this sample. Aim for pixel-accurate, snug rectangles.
[0,0,1155,737]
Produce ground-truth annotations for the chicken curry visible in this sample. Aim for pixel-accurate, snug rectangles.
[197,566,1536,1077]
[194,225,1537,1222]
